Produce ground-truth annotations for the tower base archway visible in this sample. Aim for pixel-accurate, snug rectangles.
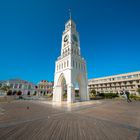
[53,72,89,103]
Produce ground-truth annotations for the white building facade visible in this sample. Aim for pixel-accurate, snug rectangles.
[0,79,36,95]
[53,17,89,103]
[37,80,53,96]
[88,71,140,95]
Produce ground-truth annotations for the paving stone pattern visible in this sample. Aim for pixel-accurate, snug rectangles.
[0,100,140,140]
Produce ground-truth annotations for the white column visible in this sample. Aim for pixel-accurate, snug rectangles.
[53,85,62,102]
[67,83,75,103]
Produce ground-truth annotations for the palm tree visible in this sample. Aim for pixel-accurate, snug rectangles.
[89,89,96,98]
[137,88,140,95]
[0,85,10,95]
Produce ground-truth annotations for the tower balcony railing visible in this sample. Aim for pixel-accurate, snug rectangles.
[57,56,62,60]
[57,53,82,61]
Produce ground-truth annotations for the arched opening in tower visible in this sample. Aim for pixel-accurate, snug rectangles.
[61,77,67,101]
[74,82,80,101]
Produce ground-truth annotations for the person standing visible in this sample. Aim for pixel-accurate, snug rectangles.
[125,91,132,103]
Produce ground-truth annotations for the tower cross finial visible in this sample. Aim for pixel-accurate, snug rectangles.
[69,8,71,19]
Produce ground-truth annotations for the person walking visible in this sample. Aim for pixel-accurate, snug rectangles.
[125,91,132,103]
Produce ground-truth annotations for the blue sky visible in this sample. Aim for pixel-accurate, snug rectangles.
[0,0,140,83]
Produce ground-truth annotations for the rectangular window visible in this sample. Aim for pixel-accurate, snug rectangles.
[10,84,13,88]
[19,84,22,89]
[127,75,132,78]
[14,84,18,88]
[117,77,121,80]
[122,76,126,79]
[133,74,138,78]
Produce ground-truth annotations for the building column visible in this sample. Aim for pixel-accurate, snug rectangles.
[80,85,89,101]
[67,83,75,103]
[53,85,62,102]
[17,84,20,89]
[12,84,14,89]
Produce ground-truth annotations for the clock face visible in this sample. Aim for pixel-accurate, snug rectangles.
[72,34,78,42]
[64,34,69,42]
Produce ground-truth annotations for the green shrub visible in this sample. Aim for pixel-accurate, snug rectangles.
[7,90,12,95]
[98,93,118,99]
[46,94,53,98]
[63,92,67,98]
[75,93,80,97]
[105,93,119,98]
[130,94,140,101]
[98,93,105,97]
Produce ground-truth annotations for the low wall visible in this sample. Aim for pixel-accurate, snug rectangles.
[0,96,16,102]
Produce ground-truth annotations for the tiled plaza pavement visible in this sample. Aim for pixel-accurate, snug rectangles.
[0,99,140,140]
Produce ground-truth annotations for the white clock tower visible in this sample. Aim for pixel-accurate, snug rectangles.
[53,14,89,103]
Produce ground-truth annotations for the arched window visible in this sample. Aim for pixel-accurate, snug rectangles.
[67,60,69,67]
[73,60,75,67]
[57,65,58,71]
[81,63,82,70]
[74,49,76,55]
[71,48,73,54]
[59,64,60,70]
[77,50,79,55]
[62,62,63,69]
[83,64,85,71]
[64,61,66,68]
[68,48,70,55]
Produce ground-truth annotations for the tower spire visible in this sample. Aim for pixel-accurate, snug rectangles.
[69,8,71,19]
